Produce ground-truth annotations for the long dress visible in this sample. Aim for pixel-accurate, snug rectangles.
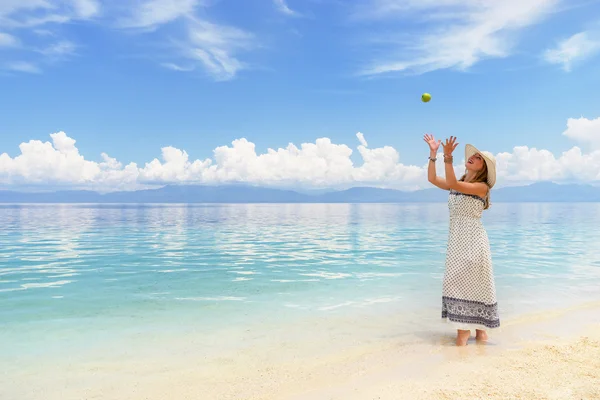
[441,189,500,330]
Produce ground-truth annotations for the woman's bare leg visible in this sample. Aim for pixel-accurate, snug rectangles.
[456,329,470,346]
[475,329,488,341]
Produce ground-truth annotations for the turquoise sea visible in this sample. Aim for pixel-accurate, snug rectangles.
[2,202,600,398]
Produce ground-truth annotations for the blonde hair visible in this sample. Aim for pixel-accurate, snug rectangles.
[459,162,491,210]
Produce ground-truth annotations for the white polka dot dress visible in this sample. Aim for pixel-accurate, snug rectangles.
[441,189,500,330]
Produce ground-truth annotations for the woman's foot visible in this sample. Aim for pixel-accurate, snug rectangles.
[475,329,488,342]
[456,329,470,346]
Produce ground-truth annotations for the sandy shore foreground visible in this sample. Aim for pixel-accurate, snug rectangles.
[292,327,600,400]
[300,302,600,400]
[4,302,600,400]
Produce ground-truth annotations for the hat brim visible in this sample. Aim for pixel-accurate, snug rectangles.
[465,144,496,188]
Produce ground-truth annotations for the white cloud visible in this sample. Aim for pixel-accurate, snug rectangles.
[495,146,600,185]
[117,1,257,81]
[357,0,559,76]
[178,18,257,81]
[0,1,54,21]
[0,32,19,47]
[562,116,600,150]
[33,29,55,36]
[2,118,600,192]
[356,132,368,147]
[0,132,140,191]
[37,40,77,57]
[138,146,211,184]
[273,0,301,17]
[0,0,99,73]
[161,62,194,72]
[5,61,41,73]
[544,31,600,71]
[70,0,100,19]
[0,0,257,80]
[0,0,99,28]
[118,0,199,29]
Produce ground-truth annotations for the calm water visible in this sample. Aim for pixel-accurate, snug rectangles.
[1,203,600,364]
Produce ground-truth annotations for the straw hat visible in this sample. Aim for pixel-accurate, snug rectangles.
[465,144,496,189]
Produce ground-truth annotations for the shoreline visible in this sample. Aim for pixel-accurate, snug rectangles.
[3,300,600,400]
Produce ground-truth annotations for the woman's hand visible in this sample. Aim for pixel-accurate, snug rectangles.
[423,133,441,153]
[442,136,459,157]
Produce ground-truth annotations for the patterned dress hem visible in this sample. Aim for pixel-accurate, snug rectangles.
[442,313,500,330]
[442,317,500,331]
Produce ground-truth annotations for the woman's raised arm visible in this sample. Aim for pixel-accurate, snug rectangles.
[423,133,450,190]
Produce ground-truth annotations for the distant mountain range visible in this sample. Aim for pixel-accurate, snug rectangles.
[1,182,599,203]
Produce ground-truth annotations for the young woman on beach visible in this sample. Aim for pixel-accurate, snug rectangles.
[423,134,500,346]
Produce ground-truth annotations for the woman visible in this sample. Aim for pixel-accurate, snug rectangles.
[423,134,500,346]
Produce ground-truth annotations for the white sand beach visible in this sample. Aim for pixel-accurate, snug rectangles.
[3,301,600,400]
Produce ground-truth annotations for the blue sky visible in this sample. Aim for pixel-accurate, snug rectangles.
[1,0,600,191]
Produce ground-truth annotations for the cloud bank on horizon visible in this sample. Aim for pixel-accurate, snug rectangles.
[1,117,599,192]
